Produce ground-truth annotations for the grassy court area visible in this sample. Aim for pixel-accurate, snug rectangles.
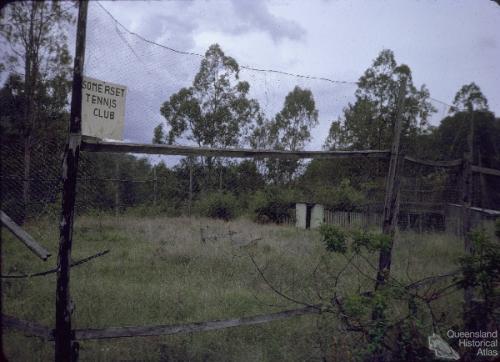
[2,215,465,361]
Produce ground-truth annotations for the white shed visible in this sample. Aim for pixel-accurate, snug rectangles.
[295,203,324,229]
[295,203,307,229]
[311,204,324,229]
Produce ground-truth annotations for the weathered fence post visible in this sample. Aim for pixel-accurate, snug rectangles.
[374,77,407,291]
[461,111,475,361]
[153,164,157,206]
[188,156,193,216]
[55,1,88,361]
[114,161,120,216]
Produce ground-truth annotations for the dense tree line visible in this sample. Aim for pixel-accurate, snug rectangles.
[1,3,499,223]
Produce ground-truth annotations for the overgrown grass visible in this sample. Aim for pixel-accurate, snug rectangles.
[2,215,465,361]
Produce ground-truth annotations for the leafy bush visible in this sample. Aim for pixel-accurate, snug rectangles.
[249,187,296,223]
[459,229,500,303]
[352,230,391,253]
[127,204,180,218]
[320,224,390,255]
[194,192,240,221]
[312,179,365,211]
[319,224,347,253]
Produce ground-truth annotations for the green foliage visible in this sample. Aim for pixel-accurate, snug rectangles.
[344,294,371,317]
[0,1,74,141]
[194,192,240,220]
[352,230,392,253]
[450,82,489,113]
[325,49,435,151]
[249,187,296,223]
[319,224,347,253]
[0,2,74,222]
[320,224,390,255]
[459,230,500,302]
[250,86,318,183]
[158,44,261,148]
[312,179,365,210]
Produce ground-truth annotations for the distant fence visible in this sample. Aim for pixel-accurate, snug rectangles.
[324,209,382,229]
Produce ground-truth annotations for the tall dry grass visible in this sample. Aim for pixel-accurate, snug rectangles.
[2,215,465,361]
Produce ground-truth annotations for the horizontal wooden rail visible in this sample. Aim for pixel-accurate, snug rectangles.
[0,210,51,260]
[471,165,500,177]
[2,315,53,340]
[81,136,390,160]
[81,137,469,170]
[73,306,319,340]
[403,156,462,168]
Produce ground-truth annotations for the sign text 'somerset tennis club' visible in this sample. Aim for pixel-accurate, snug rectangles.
[81,76,127,140]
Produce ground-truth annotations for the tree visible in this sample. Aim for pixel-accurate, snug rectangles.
[325,49,435,153]
[156,44,262,191]
[250,86,318,183]
[433,84,499,208]
[450,82,489,114]
[0,1,74,220]
[157,44,261,149]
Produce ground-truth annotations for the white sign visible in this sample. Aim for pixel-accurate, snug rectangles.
[82,76,127,140]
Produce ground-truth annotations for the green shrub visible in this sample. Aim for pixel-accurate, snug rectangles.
[312,179,365,211]
[249,187,296,223]
[320,225,391,255]
[352,230,391,253]
[126,204,180,217]
[319,224,347,253]
[194,192,240,220]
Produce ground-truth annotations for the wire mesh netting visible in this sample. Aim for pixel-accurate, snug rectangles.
[2,1,500,361]
[73,2,479,231]
[2,1,495,244]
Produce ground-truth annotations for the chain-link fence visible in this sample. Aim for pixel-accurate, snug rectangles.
[2,1,500,361]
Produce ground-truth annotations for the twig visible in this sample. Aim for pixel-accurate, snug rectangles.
[248,253,321,310]
[1,250,110,279]
[404,270,461,291]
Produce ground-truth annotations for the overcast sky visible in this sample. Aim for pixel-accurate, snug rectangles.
[81,0,499,151]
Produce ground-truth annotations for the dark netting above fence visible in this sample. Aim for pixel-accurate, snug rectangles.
[2,0,498,240]
[83,1,452,150]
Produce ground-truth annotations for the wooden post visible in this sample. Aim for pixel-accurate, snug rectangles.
[463,110,474,251]
[153,165,157,206]
[478,149,487,209]
[55,1,88,361]
[1,214,4,360]
[374,77,406,291]
[188,156,193,216]
[461,111,474,361]
[114,161,120,216]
